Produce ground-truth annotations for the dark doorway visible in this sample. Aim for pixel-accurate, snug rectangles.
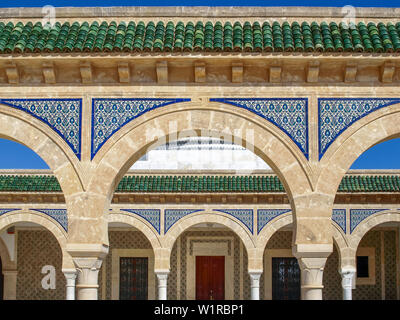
[272,257,301,300]
[119,257,148,300]
[196,256,225,300]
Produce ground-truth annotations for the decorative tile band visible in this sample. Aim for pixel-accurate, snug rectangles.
[164,209,204,234]
[0,208,20,217]
[120,209,161,234]
[30,209,68,232]
[210,98,309,159]
[0,99,82,160]
[257,209,291,234]
[332,209,346,234]
[91,98,190,159]
[213,209,253,234]
[318,98,400,160]
[349,208,389,234]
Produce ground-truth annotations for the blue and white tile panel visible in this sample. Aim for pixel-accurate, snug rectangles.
[31,209,68,232]
[120,209,161,234]
[0,99,82,159]
[164,209,204,233]
[213,209,254,234]
[257,209,291,234]
[91,98,190,159]
[210,98,309,159]
[318,98,400,160]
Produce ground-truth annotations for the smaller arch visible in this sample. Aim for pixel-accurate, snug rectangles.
[164,211,255,254]
[0,210,73,269]
[107,212,162,252]
[349,210,400,250]
[256,212,349,270]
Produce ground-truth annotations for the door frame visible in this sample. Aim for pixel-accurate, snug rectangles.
[187,237,234,300]
[111,249,155,300]
[264,249,300,300]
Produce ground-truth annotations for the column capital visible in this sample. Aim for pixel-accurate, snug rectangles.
[292,246,331,300]
[62,268,77,281]
[66,243,109,300]
[248,270,262,281]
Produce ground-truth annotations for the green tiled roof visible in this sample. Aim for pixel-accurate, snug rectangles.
[0,174,399,193]
[0,20,400,54]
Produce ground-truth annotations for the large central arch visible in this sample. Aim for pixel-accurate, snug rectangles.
[89,101,313,226]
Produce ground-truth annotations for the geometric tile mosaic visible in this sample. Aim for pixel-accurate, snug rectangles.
[120,209,161,234]
[349,208,389,234]
[318,98,400,160]
[332,209,346,234]
[257,209,291,234]
[213,209,253,233]
[0,99,82,159]
[31,209,68,232]
[91,98,190,159]
[210,98,309,159]
[164,209,204,234]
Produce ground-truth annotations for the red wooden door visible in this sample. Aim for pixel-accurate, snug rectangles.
[196,256,225,300]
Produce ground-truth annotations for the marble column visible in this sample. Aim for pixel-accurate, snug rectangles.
[63,269,77,300]
[156,271,169,300]
[340,268,356,300]
[249,271,262,300]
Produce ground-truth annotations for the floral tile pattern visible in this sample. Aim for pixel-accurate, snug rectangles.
[210,98,308,159]
[91,98,190,159]
[0,98,82,159]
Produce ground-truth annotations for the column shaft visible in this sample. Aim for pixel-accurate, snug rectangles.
[156,271,169,300]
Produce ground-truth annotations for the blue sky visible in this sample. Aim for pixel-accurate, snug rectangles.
[0,0,399,169]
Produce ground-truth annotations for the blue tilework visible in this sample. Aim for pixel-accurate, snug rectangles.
[257,209,291,234]
[164,209,204,234]
[332,209,346,234]
[210,98,309,159]
[318,98,400,160]
[213,209,253,233]
[121,209,161,234]
[0,99,82,159]
[350,208,388,234]
[91,98,190,159]
[31,209,68,232]
[0,208,20,217]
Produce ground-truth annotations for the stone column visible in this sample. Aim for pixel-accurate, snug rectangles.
[155,270,169,300]
[340,268,356,300]
[249,271,262,300]
[63,269,77,300]
[293,244,332,300]
[67,243,108,300]
[2,269,17,300]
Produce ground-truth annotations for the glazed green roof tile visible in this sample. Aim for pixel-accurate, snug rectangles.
[1,20,400,54]
[0,174,399,193]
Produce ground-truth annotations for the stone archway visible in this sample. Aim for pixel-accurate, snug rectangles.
[317,103,400,197]
[88,102,315,252]
[0,105,83,197]
[348,210,400,252]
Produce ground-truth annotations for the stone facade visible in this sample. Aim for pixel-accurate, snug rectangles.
[0,5,398,300]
